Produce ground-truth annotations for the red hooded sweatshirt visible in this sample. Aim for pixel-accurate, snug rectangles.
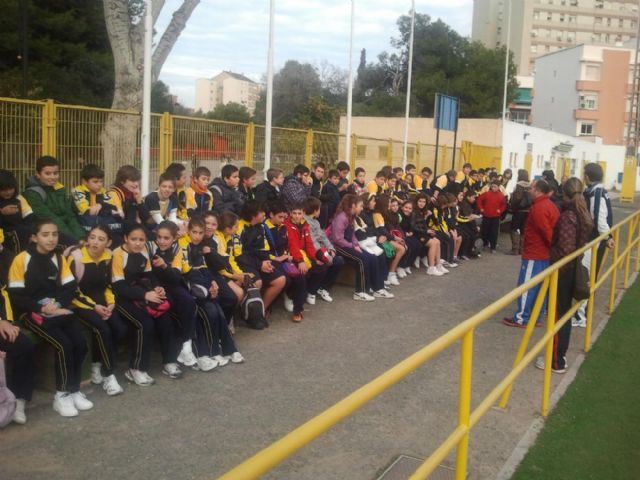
[522,195,560,261]
[477,190,507,218]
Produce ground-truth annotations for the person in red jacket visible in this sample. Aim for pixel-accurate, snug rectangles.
[476,181,507,253]
[285,204,342,308]
[503,179,561,327]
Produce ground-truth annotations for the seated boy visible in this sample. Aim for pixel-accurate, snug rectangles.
[286,202,343,306]
[185,166,213,216]
[238,166,257,203]
[23,155,85,243]
[72,164,123,236]
[106,165,146,229]
[210,164,243,215]
[415,167,433,194]
[0,169,34,253]
[367,170,387,197]
[319,169,341,226]
[336,161,351,196]
[255,168,283,207]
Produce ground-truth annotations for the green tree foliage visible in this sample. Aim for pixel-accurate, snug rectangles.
[0,0,114,106]
[355,13,518,118]
[151,81,175,114]
[206,102,252,123]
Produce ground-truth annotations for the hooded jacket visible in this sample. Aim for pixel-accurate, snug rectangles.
[209,177,243,215]
[281,175,311,209]
[254,181,280,206]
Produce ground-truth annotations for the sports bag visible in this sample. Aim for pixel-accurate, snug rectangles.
[573,255,590,301]
[0,356,17,428]
[241,275,266,329]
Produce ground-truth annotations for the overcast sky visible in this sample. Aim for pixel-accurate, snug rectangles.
[156,0,474,108]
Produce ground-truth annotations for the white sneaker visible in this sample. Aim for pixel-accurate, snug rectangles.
[213,355,230,367]
[437,264,449,274]
[443,261,458,268]
[196,356,218,372]
[177,341,197,367]
[427,266,444,276]
[353,292,375,302]
[572,317,587,328]
[283,293,294,312]
[383,280,391,287]
[102,375,124,396]
[396,267,407,279]
[226,352,245,364]
[317,288,333,302]
[162,363,183,379]
[405,267,412,275]
[90,362,103,385]
[373,289,394,299]
[421,257,430,267]
[125,369,155,386]
[53,392,78,417]
[388,272,400,286]
[306,294,316,305]
[414,257,422,269]
[71,391,94,411]
[13,399,26,425]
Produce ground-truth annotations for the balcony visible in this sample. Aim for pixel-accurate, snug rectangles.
[574,109,600,120]
[576,80,601,91]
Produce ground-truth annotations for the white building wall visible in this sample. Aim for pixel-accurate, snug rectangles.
[194,78,213,113]
[531,46,582,136]
[501,120,628,191]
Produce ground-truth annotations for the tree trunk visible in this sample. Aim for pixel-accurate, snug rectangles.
[101,0,199,183]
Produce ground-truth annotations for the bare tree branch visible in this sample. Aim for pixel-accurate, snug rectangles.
[152,0,166,26]
[151,0,200,81]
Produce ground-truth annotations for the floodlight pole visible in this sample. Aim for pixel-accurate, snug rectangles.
[345,0,355,166]
[402,0,416,169]
[264,0,275,176]
[140,0,153,195]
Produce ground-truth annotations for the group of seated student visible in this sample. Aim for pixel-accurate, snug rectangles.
[0,154,496,426]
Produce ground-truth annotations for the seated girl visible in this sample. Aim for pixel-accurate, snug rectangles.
[397,200,423,276]
[67,225,127,396]
[373,196,406,286]
[143,174,183,234]
[8,219,92,418]
[456,190,481,259]
[111,224,181,386]
[410,195,445,276]
[106,165,147,230]
[429,195,457,269]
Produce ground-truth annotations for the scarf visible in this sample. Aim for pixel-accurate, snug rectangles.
[191,179,209,196]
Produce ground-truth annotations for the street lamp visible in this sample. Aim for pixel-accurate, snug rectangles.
[264,0,276,176]
[402,0,416,169]
[345,0,355,166]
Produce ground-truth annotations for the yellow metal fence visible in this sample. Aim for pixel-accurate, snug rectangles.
[0,97,501,190]
[217,210,640,480]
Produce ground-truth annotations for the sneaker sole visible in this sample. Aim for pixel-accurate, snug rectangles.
[124,371,154,386]
[162,370,183,379]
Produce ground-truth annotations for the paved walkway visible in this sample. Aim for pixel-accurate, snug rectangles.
[0,201,636,480]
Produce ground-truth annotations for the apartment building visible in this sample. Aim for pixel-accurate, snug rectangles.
[472,0,639,75]
[195,71,261,115]
[531,43,635,145]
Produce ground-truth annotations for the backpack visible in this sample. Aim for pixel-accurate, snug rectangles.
[0,356,17,428]
[241,276,266,330]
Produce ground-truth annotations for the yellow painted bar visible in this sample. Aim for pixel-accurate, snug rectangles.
[584,243,598,353]
[636,217,640,272]
[304,129,314,168]
[498,278,550,409]
[455,331,474,480]
[244,122,254,168]
[624,218,635,288]
[542,270,558,418]
[609,229,620,313]
[0,96,46,106]
[41,99,57,156]
[409,427,468,480]
[416,142,422,171]
[350,134,357,173]
[387,139,393,167]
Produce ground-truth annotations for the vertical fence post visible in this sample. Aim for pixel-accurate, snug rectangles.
[387,139,393,167]
[304,129,314,168]
[584,243,599,353]
[350,134,357,173]
[455,330,474,480]
[609,229,620,314]
[41,99,57,157]
[542,270,558,417]
[441,145,448,173]
[416,142,422,171]
[245,122,255,169]
[159,112,173,172]
[624,218,635,288]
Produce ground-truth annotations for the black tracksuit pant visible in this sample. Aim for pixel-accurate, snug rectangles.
[76,309,128,376]
[0,332,35,400]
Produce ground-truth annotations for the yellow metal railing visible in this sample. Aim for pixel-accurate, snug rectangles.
[0,97,502,188]
[218,209,640,480]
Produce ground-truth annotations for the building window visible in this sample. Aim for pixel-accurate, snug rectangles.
[580,123,595,135]
[533,10,540,19]
[378,146,389,159]
[585,64,601,81]
[579,93,598,110]
[560,13,565,21]
[594,16,602,25]
[407,147,415,161]
[357,145,367,159]
[531,44,538,53]
[569,15,576,23]
[567,32,575,42]
[547,12,553,20]
[619,18,624,27]
[606,17,611,27]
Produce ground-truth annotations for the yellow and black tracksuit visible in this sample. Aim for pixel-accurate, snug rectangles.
[8,247,87,393]
[111,245,178,371]
[185,186,213,216]
[0,194,33,253]
[236,220,283,284]
[68,247,127,377]
[429,207,454,262]
[457,200,479,257]
[0,285,35,401]
[180,240,238,357]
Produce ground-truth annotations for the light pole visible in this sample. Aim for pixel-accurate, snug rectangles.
[344,0,355,166]
[402,0,416,169]
[140,0,153,195]
[264,0,275,176]
[501,0,512,120]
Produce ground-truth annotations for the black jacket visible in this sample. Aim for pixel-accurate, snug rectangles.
[254,181,280,207]
[209,177,244,215]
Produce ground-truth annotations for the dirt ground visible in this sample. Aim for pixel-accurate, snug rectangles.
[0,201,636,480]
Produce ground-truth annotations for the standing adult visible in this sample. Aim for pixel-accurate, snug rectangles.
[535,178,592,373]
[503,179,560,327]
[572,162,614,327]
[507,169,532,256]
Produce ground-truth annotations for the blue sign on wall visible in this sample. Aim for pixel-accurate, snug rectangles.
[434,93,459,132]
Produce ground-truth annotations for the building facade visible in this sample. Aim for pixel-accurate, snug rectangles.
[531,44,634,145]
[195,71,261,115]
[472,0,639,75]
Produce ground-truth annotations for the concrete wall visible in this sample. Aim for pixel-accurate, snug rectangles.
[531,46,582,136]
[501,120,628,190]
